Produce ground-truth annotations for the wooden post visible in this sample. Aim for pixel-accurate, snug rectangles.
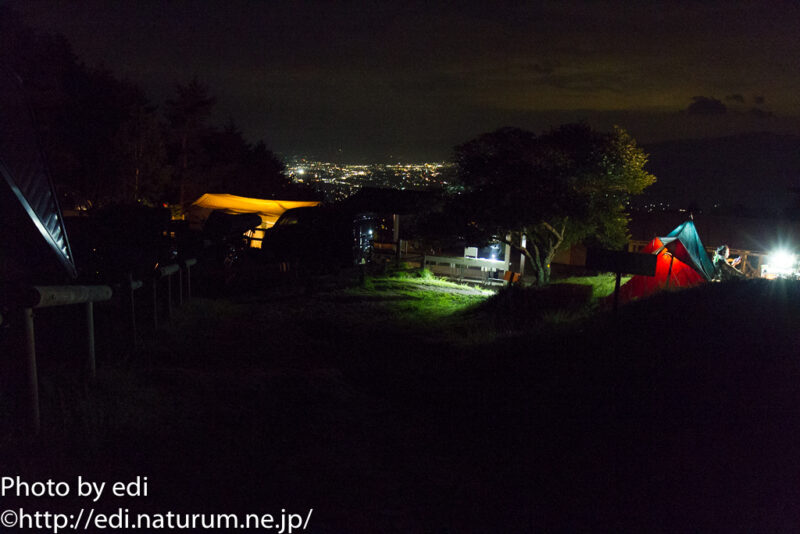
[22,307,40,434]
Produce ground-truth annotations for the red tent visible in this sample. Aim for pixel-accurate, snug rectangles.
[616,221,715,303]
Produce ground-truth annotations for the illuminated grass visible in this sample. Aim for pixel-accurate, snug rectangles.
[343,275,492,321]
[381,268,495,291]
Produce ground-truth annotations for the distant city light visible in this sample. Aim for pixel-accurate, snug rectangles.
[284,159,453,202]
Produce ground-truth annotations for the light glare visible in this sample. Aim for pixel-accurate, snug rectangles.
[770,249,795,270]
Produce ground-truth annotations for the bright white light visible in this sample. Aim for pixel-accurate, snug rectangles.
[770,249,796,270]
[297,168,305,175]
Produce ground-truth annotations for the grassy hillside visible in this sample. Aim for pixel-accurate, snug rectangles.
[1,275,798,532]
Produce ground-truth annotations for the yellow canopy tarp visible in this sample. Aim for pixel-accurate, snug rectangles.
[188,193,321,229]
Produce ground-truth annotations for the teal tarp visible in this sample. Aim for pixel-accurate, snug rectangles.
[657,220,715,281]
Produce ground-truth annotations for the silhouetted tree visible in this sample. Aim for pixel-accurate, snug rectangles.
[196,121,295,199]
[234,140,292,198]
[200,121,250,194]
[448,123,656,285]
[164,78,216,205]
[115,103,170,204]
[58,66,155,205]
[2,11,292,208]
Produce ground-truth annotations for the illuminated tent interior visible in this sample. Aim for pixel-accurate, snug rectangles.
[616,220,715,304]
[188,194,321,248]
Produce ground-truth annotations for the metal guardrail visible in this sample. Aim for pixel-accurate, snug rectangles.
[422,255,510,283]
[3,258,199,435]
[12,285,112,434]
[151,259,197,329]
[183,258,197,301]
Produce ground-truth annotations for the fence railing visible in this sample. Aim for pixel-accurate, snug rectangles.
[2,257,200,434]
[422,255,510,284]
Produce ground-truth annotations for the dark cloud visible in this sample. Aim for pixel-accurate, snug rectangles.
[8,0,800,160]
[530,62,559,75]
[750,107,774,118]
[686,96,727,115]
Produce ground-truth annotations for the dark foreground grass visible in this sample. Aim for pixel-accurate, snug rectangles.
[1,277,799,532]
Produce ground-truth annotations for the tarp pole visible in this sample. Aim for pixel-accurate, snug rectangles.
[666,254,675,288]
[613,272,621,313]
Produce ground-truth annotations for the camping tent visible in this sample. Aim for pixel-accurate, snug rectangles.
[616,220,715,303]
[0,67,76,283]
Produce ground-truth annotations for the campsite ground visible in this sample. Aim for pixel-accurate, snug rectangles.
[1,272,799,532]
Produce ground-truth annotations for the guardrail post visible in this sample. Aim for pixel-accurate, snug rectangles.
[86,301,96,380]
[22,307,40,434]
[178,268,184,306]
[166,273,173,319]
[128,273,136,344]
[10,285,111,434]
[152,278,159,330]
[184,258,197,300]
[128,276,143,346]
[153,264,180,325]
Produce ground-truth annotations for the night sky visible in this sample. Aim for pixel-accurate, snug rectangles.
[9,0,800,162]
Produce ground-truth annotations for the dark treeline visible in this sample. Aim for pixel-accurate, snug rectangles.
[0,8,313,210]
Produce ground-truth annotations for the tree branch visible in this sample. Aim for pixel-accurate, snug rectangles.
[541,220,564,241]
